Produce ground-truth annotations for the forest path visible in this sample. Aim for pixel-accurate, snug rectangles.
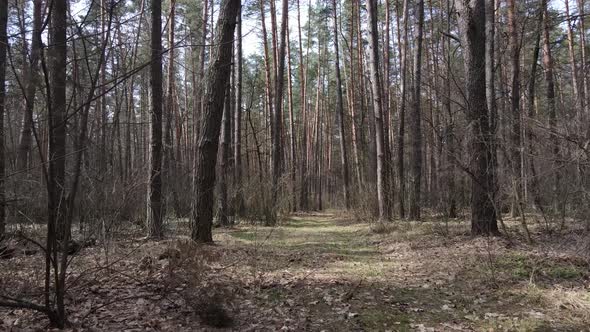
[216,211,590,331]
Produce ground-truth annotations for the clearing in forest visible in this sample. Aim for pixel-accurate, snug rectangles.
[1,211,589,331]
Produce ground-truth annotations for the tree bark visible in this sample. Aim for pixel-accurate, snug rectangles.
[332,0,350,209]
[147,0,164,238]
[16,0,42,171]
[367,0,390,221]
[541,0,562,214]
[234,5,245,215]
[270,0,289,221]
[0,0,6,239]
[408,0,424,220]
[507,0,523,216]
[191,0,240,243]
[396,0,409,218]
[456,0,498,235]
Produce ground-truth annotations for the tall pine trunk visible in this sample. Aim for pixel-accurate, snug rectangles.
[408,0,424,220]
[456,0,498,235]
[367,0,390,221]
[191,0,240,243]
[147,0,164,238]
[332,0,350,209]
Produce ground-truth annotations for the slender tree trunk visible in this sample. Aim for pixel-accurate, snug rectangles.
[218,78,232,226]
[397,0,409,218]
[577,0,589,127]
[48,0,69,325]
[164,0,178,218]
[270,0,289,221]
[526,4,545,213]
[456,0,498,235]
[0,0,7,239]
[286,25,297,212]
[332,0,351,209]
[147,0,164,238]
[443,0,457,218]
[507,0,523,216]
[191,0,240,243]
[541,0,562,214]
[408,0,424,220]
[298,0,310,210]
[367,0,390,221]
[486,0,498,216]
[234,5,245,215]
[16,0,42,170]
[347,0,362,189]
[565,0,583,119]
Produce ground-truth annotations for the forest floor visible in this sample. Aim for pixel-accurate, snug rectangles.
[1,211,590,331]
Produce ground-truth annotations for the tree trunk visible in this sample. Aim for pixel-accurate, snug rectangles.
[218,78,232,227]
[16,0,42,171]
[486,0,498,216]
[507,0,523,216]
[286,24,297,212]
[332,0,351,209]
[456,0,498,235]
[191,0,240,243]
[408,0,424,220]
[526,3,545,213]
[0,0,6,239]
[270,0,289,222]
[396,0,409,218]
[298,0,310,211]
[565,0,582,117]
[367,0,390,221]
[234,5,245,215]
[443,0,457,218]
[147,0,164,238]
[541,0,562,214]
[48,0,69,326]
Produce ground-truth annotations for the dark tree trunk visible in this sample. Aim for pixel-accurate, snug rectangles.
[147,0,164,238]
[541,0,561,214]
[47,0,69,326]
[332,0,351,209]
[456,0,498,235]
[16,0,42,171]
[0,0,6,239]
[507,0,523,216]
[191,0,240,243]
[367,0,390,221]
[485,0,498,218]
[396,0,409,218]
[218,68,233,227]
[234,5,245,216]
[408,0,424,220]
[526,4,545,212]
[270,0,289,221]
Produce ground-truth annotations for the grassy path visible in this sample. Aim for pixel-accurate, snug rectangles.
[216,211,590,331]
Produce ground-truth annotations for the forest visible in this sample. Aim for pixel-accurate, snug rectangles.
[0,0,589,330]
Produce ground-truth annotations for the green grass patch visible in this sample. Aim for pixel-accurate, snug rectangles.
[547,266,583,279]
[359,309,410,331]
